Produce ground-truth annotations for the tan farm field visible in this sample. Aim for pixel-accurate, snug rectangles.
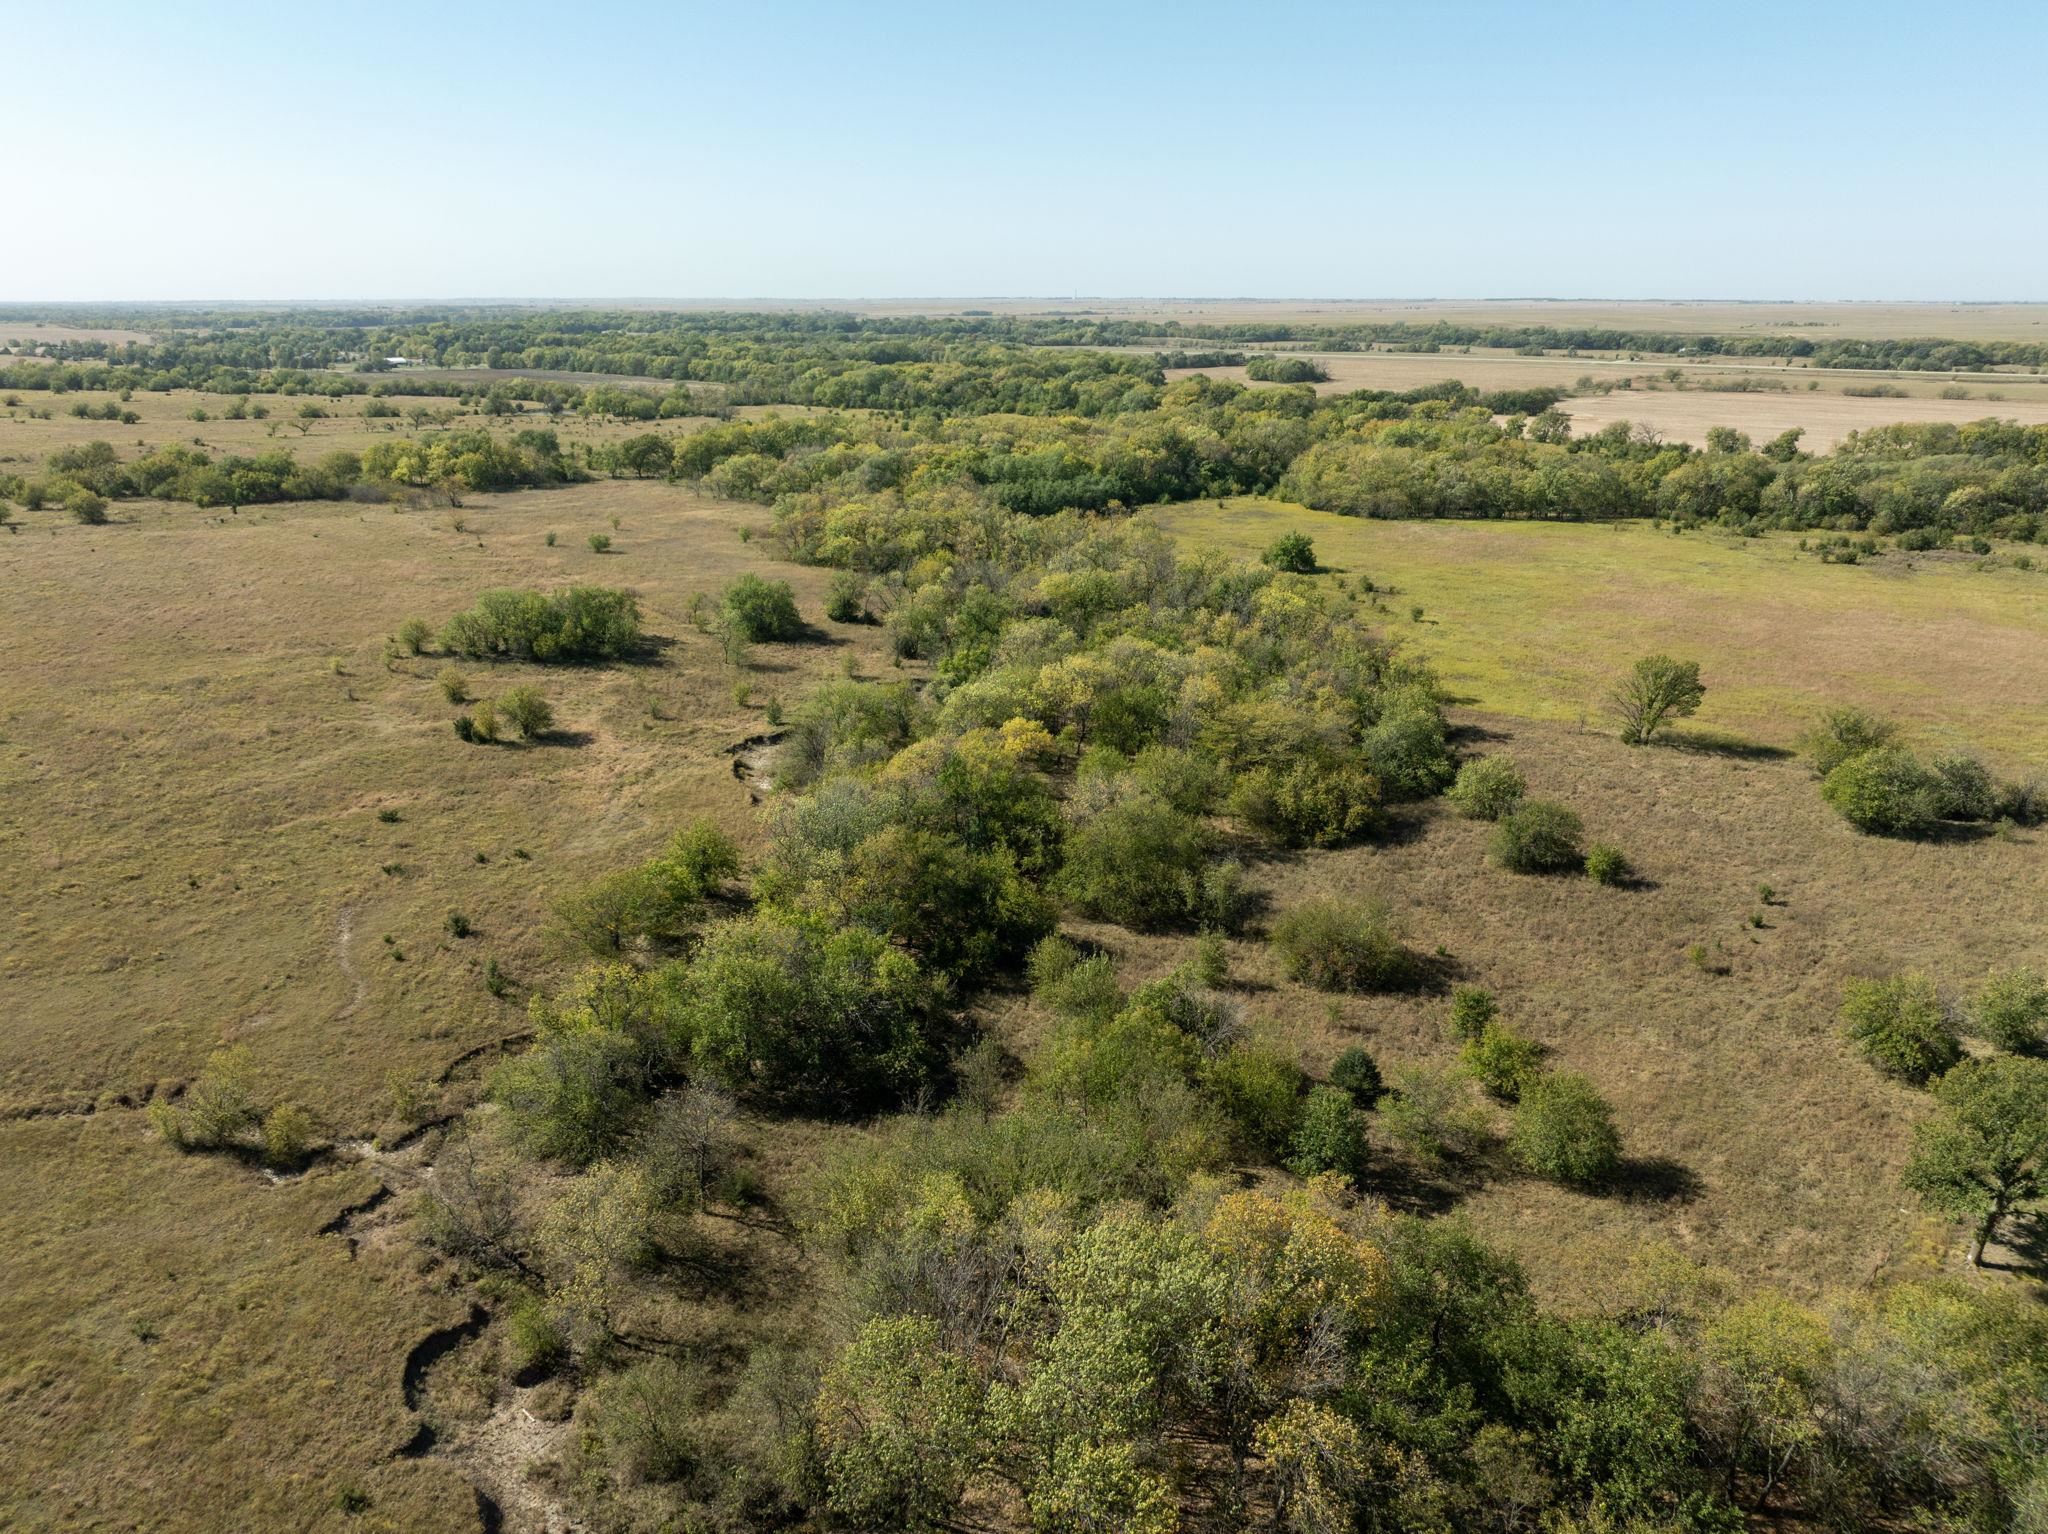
[1560,386,2048,451]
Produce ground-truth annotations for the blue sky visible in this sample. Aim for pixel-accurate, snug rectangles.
[6,0,2045,301]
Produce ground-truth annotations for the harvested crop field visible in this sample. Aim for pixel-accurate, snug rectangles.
[1561,386,2048,450]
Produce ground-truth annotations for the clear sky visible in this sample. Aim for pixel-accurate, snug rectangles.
[6,0,2046,302]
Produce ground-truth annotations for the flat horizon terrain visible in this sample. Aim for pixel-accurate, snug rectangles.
[11,298,2048,344]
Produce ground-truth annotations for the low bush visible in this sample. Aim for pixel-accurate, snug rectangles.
[1821,746,1942,836]
[1490,800,1585,873]
[1798,707,1899,778]
[67,488,108,524]
[1462,1021,1546,1102]
[261,1103,315,1169]
[1584,842,1629,886]
[1511,1072,1622,1186]
[1260,531,1317,573]
[1448,985,1498,1042]
[1446,755,1525,820]
[150,1046,260,1152]
[1201,1045,1306,1161]
[723,573,805,642]
[1228,753,1382,847]
[1376,1064,1489,1167]
[1286,1085,1368,1179]
[825,569,869,623]
[1841,973,1961,1084]
[1328,1044,1384,1107]
[678,910,941,1108]
[436,665,469,703]
[1271,897,1416,992]
[1930,752,1997,822]
[441,586,642,663]
[1974,967,2048,1053]
[467,699,500,741]
[498,685,554,740]
[1058,796,1243,932]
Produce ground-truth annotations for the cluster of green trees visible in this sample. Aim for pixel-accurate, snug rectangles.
[1243,354,1330,383]
[21,304,2043,374]
[0,427,582,512]
[1800,707,2042,836]
[1837,967,2048,1268]
[1279,411,2048,539]
[17,309,2048,540]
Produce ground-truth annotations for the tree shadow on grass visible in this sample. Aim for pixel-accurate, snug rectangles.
[1363,1155,1485,1218]
[1658,728,1794,762]
[526,729,596,750]
[1447,719,1515,745]
[1981,1212,2048,1283]
[1609,1155,1705,1206]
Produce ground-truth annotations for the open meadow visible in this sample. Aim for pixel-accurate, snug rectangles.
[1155,497,2048,761]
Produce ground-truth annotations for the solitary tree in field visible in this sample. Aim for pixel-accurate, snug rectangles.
[1902,1055,2048,1266]
[1610,655,1705,745]
[1261,531,1317,574]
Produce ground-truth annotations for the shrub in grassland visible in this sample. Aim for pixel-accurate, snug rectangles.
[1448,985,1498,1043]
[1841,973,1961,1084]
[261,1103,315,1169]
[723,573,805,642]
[1271,897,1417,993]
[1584,842,1629,886]
[1376,1064,1489,1168]
[1820,746,1941,836]
[1490,800,1585,874]
[1201,1045,1306,1161]
[498,685,554,740]
[825,569,869,623]
[1447,755,1526,821]
[1973,967,2048,1053]
[1462,1021,1546,1102]
[1286,1086,1368,1179]
[1511,1072,1622,1186]
[1797,707,1899,778]
[1329,1045,1385,1106]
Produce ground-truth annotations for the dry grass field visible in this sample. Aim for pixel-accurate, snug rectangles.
[1075,708,2048,1302]
[0,476,900,1531]
[1165,348,2048,399]
[1558,386,2048,450]
[0,322,155,347]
